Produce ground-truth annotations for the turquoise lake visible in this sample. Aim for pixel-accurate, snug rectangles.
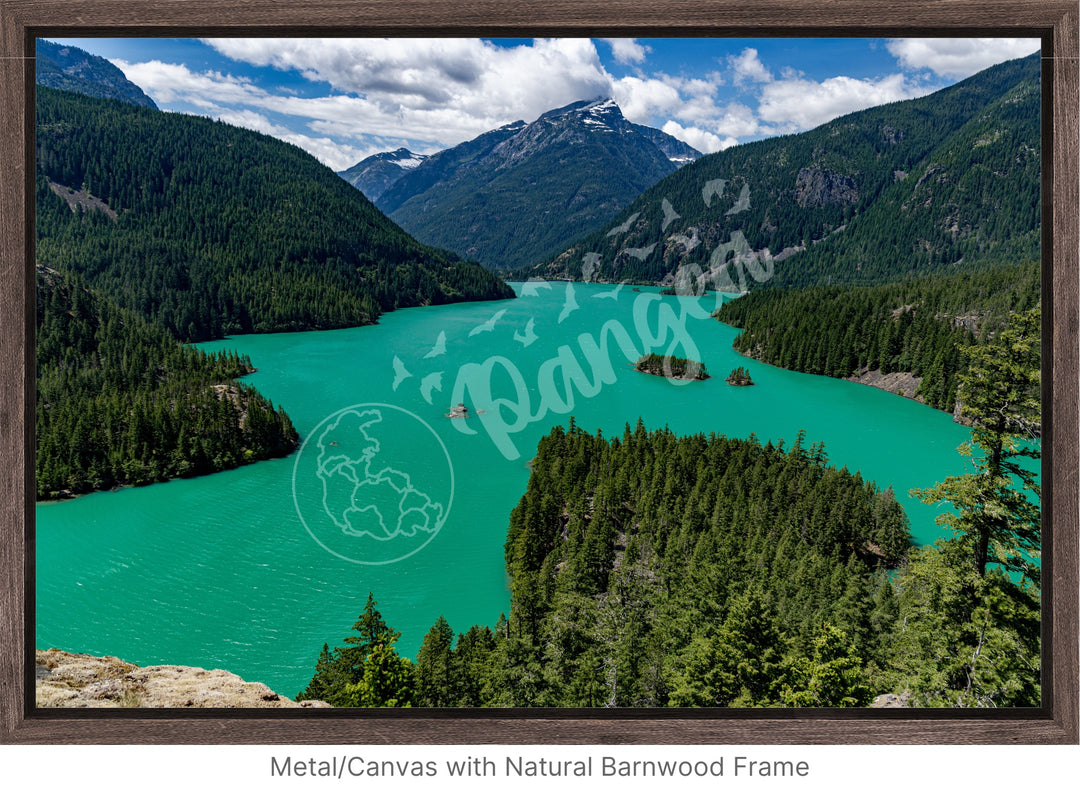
[36,283,975,698]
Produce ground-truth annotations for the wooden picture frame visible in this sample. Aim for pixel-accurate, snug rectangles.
[1,0,1076,744]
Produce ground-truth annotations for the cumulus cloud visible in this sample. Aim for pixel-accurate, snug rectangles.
[113,59,263,108]
[604,38,651,65]
[661,121,737,154]
[202,38,611,138]
[611,75,685,121]
[214,109,372,170]
[758,73,931,130]
[113,37,1036,171]
[886,38,1039,79]
[113,58,429,168]
[711,102,760,138]
[729,48,772,85]
[177,37,754,163]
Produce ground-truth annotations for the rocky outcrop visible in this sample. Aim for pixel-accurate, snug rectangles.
[35,648,330,709]
[47,181,119,221]
[845,368,923,401]
[794,166,859,207]
[871,692,912,708]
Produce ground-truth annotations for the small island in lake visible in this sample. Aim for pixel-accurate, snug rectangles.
[635,353,710,380]
[726,366,754,386]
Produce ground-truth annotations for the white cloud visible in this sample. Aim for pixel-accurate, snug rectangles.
[114,59,395,169]
[187,37,760,162]
[603,38,651,65]
[758,73,931,130]
[611,75,684,121]
[729,48,772,85]
[886,38,1039,79]
[214,109,370,170]
[711,102,760,138]
[202,38,611,140]
[115,38,1020,170]
[113,59,263,108]
[661,120,737,154]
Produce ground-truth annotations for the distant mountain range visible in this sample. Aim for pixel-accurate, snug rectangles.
[36,39,158,109]
[338,147,429,202]
[340,98,701,272]
[527,53,1040,290]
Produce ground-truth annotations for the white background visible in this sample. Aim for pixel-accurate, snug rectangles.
[0,743,1075,796]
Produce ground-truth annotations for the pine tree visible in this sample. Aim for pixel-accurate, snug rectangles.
[912,306,1040,580]
[341,634,415,708]
[781,624,872,707]
[414,616,455,707]
[296,592,416,707]
[898,307,1042,706]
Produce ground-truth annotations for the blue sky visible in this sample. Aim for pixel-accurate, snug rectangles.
[47,37,1039,171]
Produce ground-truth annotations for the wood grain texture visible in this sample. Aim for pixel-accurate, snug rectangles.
[1,0,1076,745]
[0,0,1076,34]
[0,0,33,745]
[1045,8,1080,744]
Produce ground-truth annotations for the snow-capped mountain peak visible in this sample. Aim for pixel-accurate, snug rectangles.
[338,147,429,201]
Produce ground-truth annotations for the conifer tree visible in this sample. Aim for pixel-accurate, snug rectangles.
[414,616,455,707]
[912,306,1040,580]
[896,307,1042,706]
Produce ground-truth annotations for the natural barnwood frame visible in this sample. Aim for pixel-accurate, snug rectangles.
[0,0,1076,744]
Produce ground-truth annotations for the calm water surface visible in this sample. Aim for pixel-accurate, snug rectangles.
[37,283,972,697]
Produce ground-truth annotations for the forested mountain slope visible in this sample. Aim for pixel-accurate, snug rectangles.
[35,87,514,342]
[528,53,1039,289]
[36,39,158,109]
[715,261,1041,412]
[36,266,298,499]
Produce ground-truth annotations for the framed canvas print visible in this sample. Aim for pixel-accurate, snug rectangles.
[0,0,1076,745]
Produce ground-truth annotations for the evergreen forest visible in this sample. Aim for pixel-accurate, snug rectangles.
[299,309,1041,709]
[35,87,514,343]
[36,266,298,499]
[34,85,514,497]
[714,261,1040,412]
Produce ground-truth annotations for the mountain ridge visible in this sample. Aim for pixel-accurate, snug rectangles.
[525,53,1040,289]
[35,86,515,342]
[36,39,157,109]
[338,147,430,201]
[345,97,700,272]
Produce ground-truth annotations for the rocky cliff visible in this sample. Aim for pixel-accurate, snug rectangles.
[35,649,329,709]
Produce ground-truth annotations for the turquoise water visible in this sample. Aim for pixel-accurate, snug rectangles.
[36,283,973,697]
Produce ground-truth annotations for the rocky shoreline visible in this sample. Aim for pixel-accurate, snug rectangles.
[843,368,923,402]
[35,648,329,709]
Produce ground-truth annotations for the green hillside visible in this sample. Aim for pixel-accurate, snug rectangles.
[715,261,1041,412]
[36,266,298,499]
[35,87,514,343]
[527,53,1039,289]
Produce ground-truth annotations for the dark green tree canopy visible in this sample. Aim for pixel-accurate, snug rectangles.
[36,87,514,343]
